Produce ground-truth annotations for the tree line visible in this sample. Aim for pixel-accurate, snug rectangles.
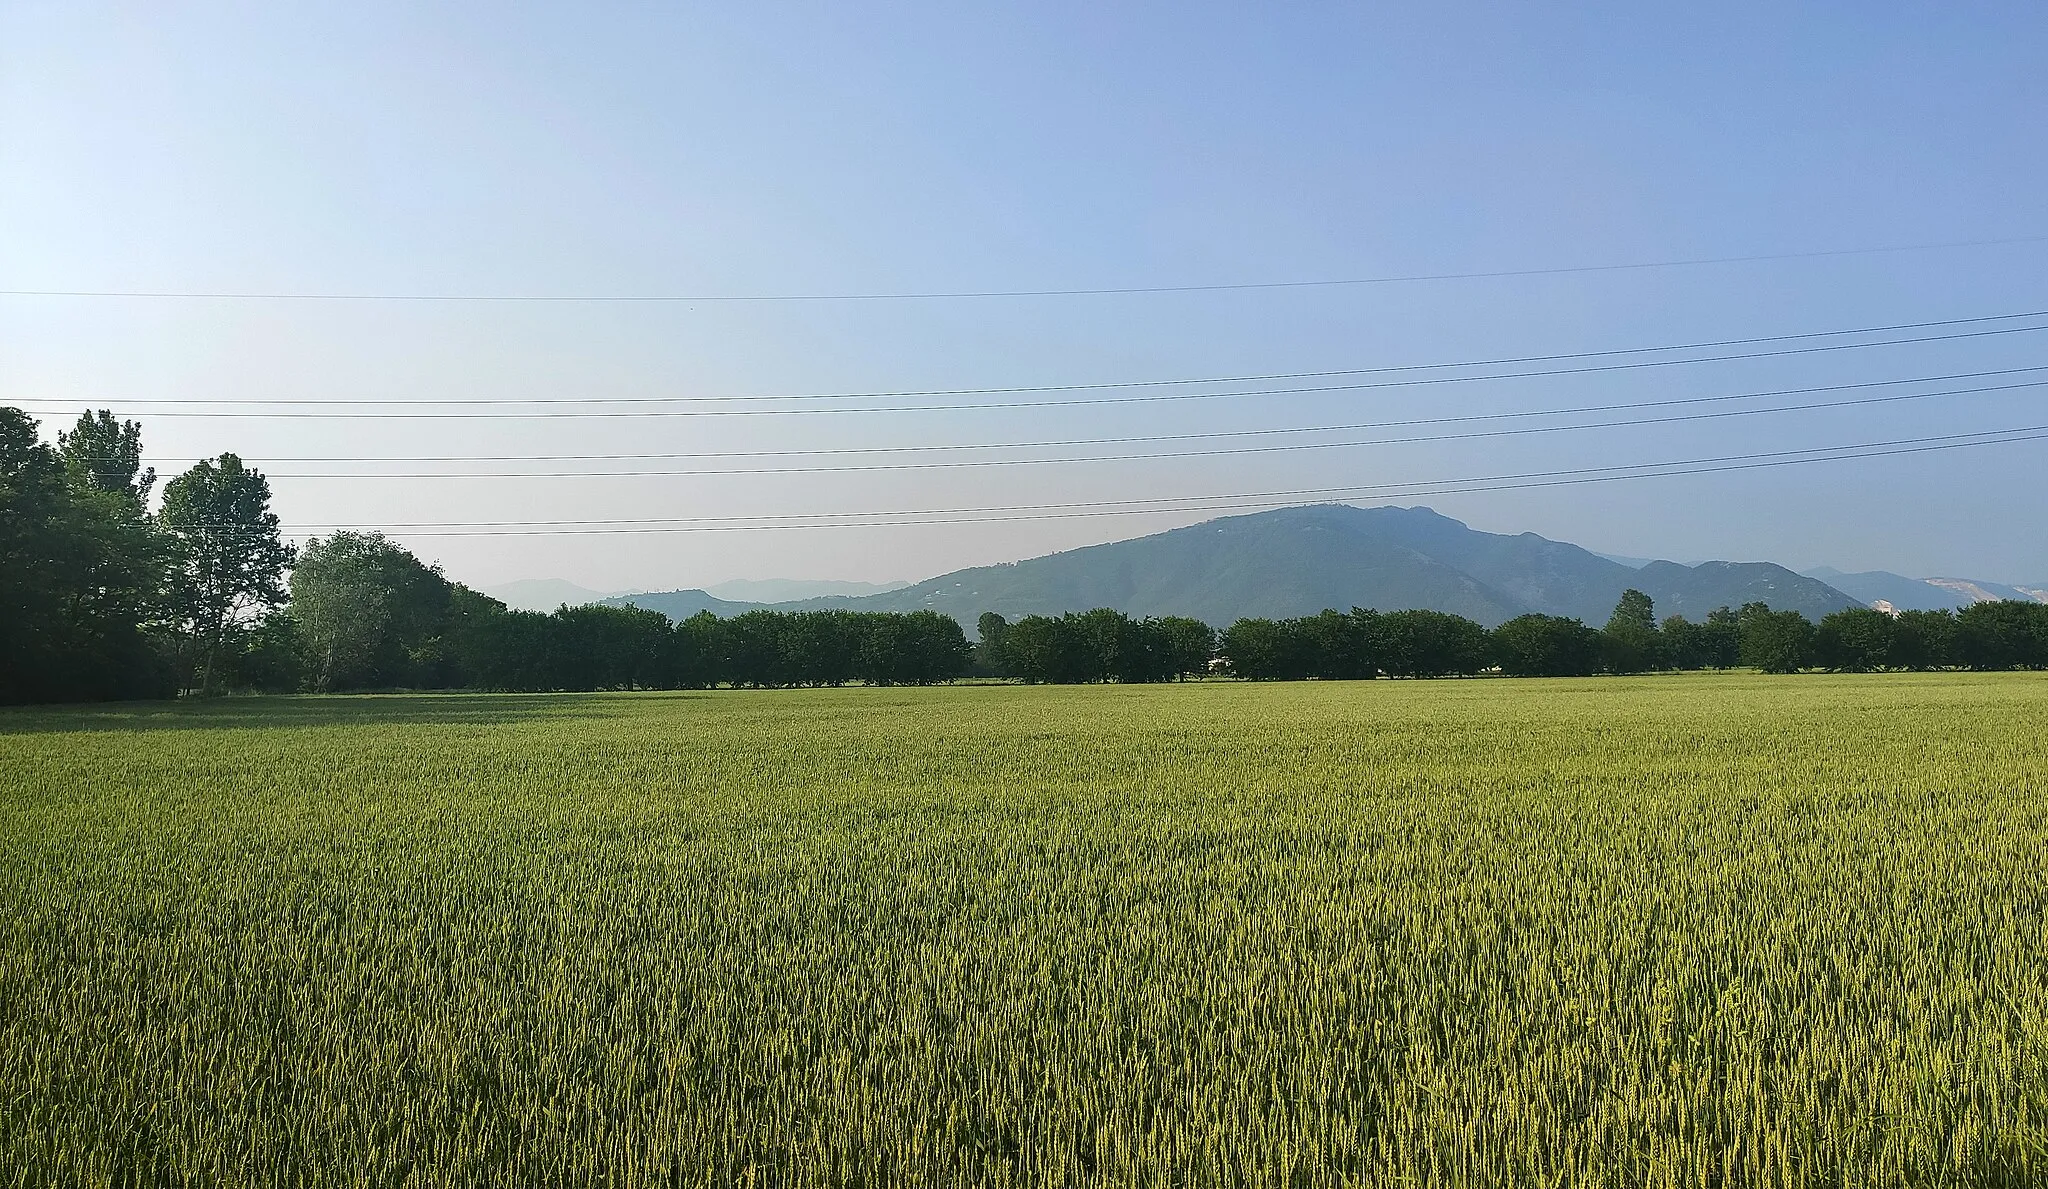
[289,530,977,691]
[1211,596,2046,680]
[6,406,2046,703]
[3,406,975,700]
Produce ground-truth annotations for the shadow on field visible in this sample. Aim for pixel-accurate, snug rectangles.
[0,692,669,734]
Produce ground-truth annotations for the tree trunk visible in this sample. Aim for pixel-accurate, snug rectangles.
[199,613,224,697]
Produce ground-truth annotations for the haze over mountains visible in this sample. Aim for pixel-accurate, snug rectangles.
[486,577,911,613]
[590,504,2009,629]
[481,579,624,614]
[1801,568,2048,611]
[702,578,911,603]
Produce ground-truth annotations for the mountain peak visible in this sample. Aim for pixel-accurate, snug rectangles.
[616,503,1861,628]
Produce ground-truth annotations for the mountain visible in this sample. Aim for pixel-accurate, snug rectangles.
[1300,505,1846,624]
[482,578,623,612]
[1921,577,2048,605]
[1593,552,1659,569]
[607,589,762,620]
[1802,568,2048,611]
[801,505,1527,625]
[1626,560,1853,622]
[704,578,910,603]
[1801,568,1973,611]
[622,505,1857,629]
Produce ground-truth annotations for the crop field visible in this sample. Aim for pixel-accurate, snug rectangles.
[3,674,2046,1186]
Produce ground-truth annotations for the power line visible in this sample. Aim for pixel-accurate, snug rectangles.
[21,322,2048,421]
[134,367,2048,466]
[260,424,2048,536]
[17,308,2045,407]
[4,234,2042,303]
[245,379,2047,480]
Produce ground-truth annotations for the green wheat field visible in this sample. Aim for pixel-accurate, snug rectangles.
[3,673,2045,1186]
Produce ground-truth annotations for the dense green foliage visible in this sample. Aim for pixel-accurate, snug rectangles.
[156,454,297,695]
[2,409,295,703]
[977,609,1214,683]
[3,675,2044,1184]
[1492,612,1605,676]
[1212,594,2048,682]
[1221,607,1493,680]
[0,410,171,703]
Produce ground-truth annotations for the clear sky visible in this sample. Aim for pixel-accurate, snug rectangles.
[4,2,2044,590]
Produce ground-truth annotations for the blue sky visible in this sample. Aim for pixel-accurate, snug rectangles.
[3,2,2044,590]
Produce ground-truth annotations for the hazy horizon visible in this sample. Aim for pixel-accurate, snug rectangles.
[487,501,2043,599]
[6,4,2044,591]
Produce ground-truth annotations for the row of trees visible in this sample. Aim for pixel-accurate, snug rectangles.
[3,407,977,701]
[7,405,2046,702]
[1215,595,2048,681]
[974,611,1216,683]
[261,532,972,692]
[966,595,2046,685]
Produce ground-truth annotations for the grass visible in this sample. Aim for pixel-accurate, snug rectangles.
[2,672,2045,1186]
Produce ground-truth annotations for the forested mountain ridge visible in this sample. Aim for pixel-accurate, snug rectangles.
[620,505,1861,628]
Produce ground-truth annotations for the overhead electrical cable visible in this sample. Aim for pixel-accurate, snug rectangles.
[244,378,2048,479]
[23,320,2048,420]
[16,308,2045,407]
[254,424,2048,536]
[3,234,2042,303]
[133,366,2048,466]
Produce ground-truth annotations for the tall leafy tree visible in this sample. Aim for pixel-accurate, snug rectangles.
[975,611,1013,676]
[1493,614,1602,677]
[59,410,156,507]
[1,408,171,703]
[1814,607,1896,672]
[1888,608,1957,670]
[158,455,295,695]
[1601,588,1661,673]
[290,531,456,691]
[1737,603,1814,674]
[1153,616,1217,680]
[1,409,75,702]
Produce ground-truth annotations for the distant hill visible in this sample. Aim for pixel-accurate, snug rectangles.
[1922,577,2048,605]
[704,578,910,602]
[1801,568,1973,611]
[1803,568,2048,611]
[606,589,762,620]
[481,578,623,612]
[619,505,1858,629]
